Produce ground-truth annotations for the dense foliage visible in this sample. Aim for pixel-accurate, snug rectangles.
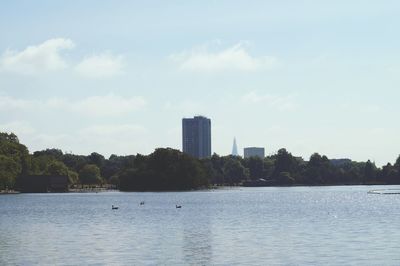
[0,133,29,189]
[1,132,400,191]
[119,148,208,191]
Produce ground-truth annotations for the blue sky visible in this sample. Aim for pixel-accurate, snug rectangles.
[1,1,399,165]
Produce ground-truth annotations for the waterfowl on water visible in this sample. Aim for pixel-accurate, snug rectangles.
[112,205,119,210]
[176,205,182,209]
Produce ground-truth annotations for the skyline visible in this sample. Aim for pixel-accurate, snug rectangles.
[1,1,400,166]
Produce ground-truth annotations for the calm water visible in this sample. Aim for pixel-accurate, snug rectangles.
[1,186,400,265]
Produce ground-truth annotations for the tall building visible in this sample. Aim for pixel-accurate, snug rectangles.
[232,137,238,156]
[182,116,211,159]
[244,147,265,159]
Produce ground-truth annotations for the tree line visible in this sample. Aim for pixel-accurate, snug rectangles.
[1,132,400,191]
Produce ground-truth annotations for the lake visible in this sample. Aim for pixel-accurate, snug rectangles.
[1,186,400,265]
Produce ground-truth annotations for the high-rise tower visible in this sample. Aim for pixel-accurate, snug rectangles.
[232,137,238,156]
[182,116,211,159]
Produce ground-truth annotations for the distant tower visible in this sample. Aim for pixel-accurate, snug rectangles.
[232,137,238,156]
[182,116,211,159]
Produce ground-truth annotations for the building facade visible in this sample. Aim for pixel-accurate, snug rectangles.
[243,147,265,159]
[182,116,211,159]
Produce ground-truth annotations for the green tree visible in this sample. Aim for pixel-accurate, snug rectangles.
[30,155,52,174]
[223,158,249,184]
[45,160,78,185]
[263,157,275,179]
[210,154,225,184]
[0,155,20,189]
[364,160,377,183]
[119,148,209,191]
[61,153,88,173]
[79,164,102,185]
[46,161,69,176]
[68,170,79,185]
[0,132,29,189]
[33,149,63,160]
[276,171,295,185]
[394,155,400,169]
[244,156,264,180]
[0,132,19,143]
[87,152,105,168]
[302,153,332,184]
[201,159,219,184]
[273,148,298,175]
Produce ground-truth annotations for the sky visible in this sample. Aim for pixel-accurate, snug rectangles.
[1,1,400,166]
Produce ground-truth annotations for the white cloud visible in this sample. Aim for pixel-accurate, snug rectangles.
[32,134,71,149]
[71,94,146,116]
[362,105,381,113]
[0,94,146,117]
[0,38,74,75]
[170,43,278,72]
[0,96,37,110]
[80,124,147,136]
[164,100,205,114]
[4,124,148,156]
[0,39,126,78]
[339,103,381,114]
[0,121,36,135]
[75,124,149,156]
[242,91,296,111]
[75,53,124,79]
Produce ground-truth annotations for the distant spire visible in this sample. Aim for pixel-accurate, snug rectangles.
[232,137,238,156]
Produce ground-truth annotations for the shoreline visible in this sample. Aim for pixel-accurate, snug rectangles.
[0,190,20,194]
[68,187,118,193]
[4,183,400,194]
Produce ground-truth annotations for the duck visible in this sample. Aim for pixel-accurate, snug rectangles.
[112,205,119,210]
[140,201,145,205]
[176,205,182,209]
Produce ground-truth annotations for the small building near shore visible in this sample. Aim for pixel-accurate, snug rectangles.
[17,175,69,193]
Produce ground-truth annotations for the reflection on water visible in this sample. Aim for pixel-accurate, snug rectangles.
[1,186,400,265]
[183,207,212,265]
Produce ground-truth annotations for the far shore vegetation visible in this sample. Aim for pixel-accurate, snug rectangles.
[1,132,400,192]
